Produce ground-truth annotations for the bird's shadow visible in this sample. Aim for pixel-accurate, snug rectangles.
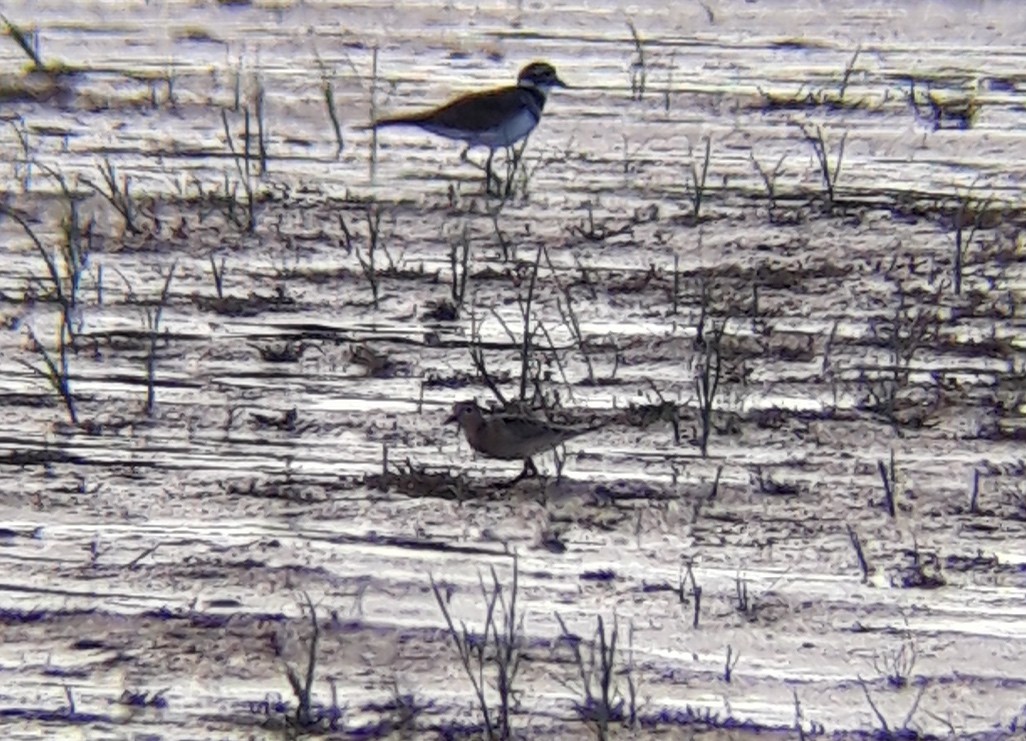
[363,461,603,502]
[363,460,673,512]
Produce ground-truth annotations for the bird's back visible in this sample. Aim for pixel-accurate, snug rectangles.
[474,412,595,459]
[372,85,547,148]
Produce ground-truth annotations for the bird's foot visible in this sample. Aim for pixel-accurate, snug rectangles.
[506,458,538,485]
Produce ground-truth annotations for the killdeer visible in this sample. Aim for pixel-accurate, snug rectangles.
[446,399,601,481]
[372,61,568,191]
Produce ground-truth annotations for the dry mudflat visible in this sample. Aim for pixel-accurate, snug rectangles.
[1,1,1026,739]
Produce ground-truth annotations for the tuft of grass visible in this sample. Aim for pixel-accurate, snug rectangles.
[272,593,345,734]
[431,556,524,740]
[82,158,144,234]
[798,123,846,209]
[4,168,91,426]
[348,202,394,308]
[858,282,941,427]
[554,612,640,739]
[873,626,918,689]
[750,151,788,221]
[221,107,258,231]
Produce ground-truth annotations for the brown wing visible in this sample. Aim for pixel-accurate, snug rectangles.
[497,414,590,456]
[376,86,533,132]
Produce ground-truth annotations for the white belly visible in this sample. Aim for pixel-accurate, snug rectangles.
[477,108,540,149]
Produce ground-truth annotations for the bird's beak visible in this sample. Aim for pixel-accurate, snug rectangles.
[554,76,569,89]
[445,412,457,424]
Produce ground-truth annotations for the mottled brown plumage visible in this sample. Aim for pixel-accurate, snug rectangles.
[445,399,600,479]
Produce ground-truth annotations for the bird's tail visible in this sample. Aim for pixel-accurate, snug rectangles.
[371,113,428,129]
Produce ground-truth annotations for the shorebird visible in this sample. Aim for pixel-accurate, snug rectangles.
[372,61,568,191]
[445,399,601,481]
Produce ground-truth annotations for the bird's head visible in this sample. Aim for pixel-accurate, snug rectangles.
[517,61,568,93]
[445,400,482,426]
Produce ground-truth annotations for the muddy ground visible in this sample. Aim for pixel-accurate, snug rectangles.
[1,0,1025,739]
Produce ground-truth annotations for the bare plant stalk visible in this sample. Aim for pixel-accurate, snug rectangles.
[1,13,43,69]
[448,221,471,309]
[495,136,532,200]
[624,622,638,728]
[723,644,740,682]
[221,108,257,232]
[4,172,91,425]
[969,468,981,514]
[20,322,76,424]
[163,64,177,108]
[517,244,544,402]
[750,152,787,218]
[846,524,871,581]
[209,253,226,299]
[2,203,68,310]
[9,116,33,189]
[489,202,513,261]
[145,263,177,416]
[323,79,344,158]
[534,316,573,400]
[736,572,751,614]
[557,287,596,384]
[354,203,384,307]
[877,451,897,518]
[952,194,990,295]
[232,56,242,111]
[857,677,890,733]
[255,78,268,175]
[688,137,712,222]
[837,44,861,100]
[671,253,680,315]
[626,20,646,100]
[663,50,677,112]
[678,558,703,628]
[694,273,709,347]
[369,46,379,182]
[469,306,508,406]
[695,320,724,456]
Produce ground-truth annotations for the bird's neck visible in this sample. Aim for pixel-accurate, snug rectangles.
[517,84,548,114]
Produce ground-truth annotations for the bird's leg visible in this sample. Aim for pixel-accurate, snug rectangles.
[508,457,538,485]
[484,149,501,196]
[504,138,529,198]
